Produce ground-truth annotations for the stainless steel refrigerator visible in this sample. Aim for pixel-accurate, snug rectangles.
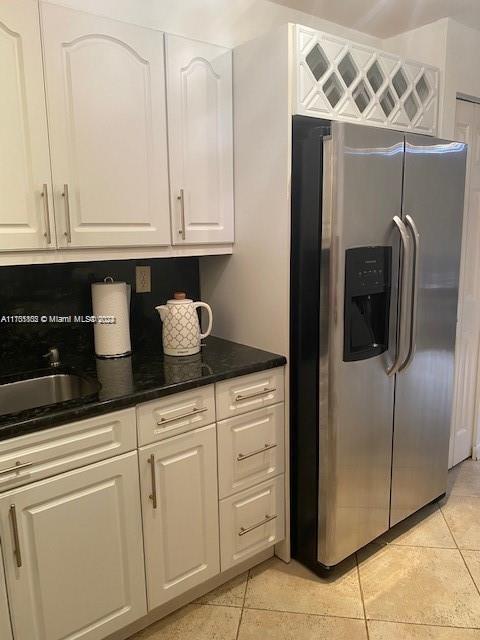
[290,117,467,571]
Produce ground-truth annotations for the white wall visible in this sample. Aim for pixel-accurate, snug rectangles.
[383,18,480,139]
[442,20,480,139]
[43,0,380,48]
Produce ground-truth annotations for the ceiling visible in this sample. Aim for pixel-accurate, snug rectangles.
[269,0,480,38]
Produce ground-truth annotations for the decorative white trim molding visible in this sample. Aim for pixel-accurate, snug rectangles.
[293,25,439,136]
[0,244,233,266]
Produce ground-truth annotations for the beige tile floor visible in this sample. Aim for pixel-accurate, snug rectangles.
[130,459,480,639]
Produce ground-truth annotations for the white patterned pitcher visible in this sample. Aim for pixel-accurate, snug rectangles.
[155,292,213,356]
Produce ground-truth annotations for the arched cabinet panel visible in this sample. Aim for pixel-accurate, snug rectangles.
[166,35,234,245]
[41,4,171,248]
[0,0,55,251]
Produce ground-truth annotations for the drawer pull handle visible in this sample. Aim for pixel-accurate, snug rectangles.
[0,461,33,476]
[235,387,276,402]
[62,184,72,243]
[237,443,277,461]
[177,188,186,240]
[239,514,278,537]
[41,184,52,244]
[156,406,208,426]
[148,454,157,509]
[9,505,22,568]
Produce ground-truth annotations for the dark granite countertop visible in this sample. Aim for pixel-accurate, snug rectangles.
[0,336,286,442]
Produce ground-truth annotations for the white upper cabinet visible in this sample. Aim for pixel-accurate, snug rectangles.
[0,0,55,251]
[41,4,171,248]
[0,453,147,640]
[166,35,234,244]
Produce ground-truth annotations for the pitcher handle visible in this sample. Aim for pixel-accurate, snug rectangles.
[194,302,213,339]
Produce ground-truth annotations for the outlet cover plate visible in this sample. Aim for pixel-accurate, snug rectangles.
[136,266,151,293]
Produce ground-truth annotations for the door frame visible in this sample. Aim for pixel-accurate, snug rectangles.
[449,96,480,467]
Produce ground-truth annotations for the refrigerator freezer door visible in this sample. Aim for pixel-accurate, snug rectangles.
[318,123,404,566]
[391,135,467,526]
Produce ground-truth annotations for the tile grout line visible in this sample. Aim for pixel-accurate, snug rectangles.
[195,601,245,609]
[235,606,245,640]
[440,480,480,599]
[373,541,458,551]
[239,605,366,622]
[459,549,480,599]
[355,552,370,640]
[238,605,480,631]
[235,569,250,640]
[363,616,480,631]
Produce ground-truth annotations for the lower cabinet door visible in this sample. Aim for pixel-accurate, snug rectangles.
[219,475,285,571]
[0,452,147,640]
[0,542,12,640]
[140,424,220,609]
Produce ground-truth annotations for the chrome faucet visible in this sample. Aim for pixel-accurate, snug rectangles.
[42,347,61,368]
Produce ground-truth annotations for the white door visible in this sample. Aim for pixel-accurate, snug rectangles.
[450,99,480,466]
[0,0,55,251]
[0,542,12,640]
[0,453,147,640]
[41,4,170,248]
[140,424,220,609]
[166,35,234,245]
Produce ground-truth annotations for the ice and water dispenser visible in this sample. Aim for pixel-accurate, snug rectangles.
[343,246,392,362]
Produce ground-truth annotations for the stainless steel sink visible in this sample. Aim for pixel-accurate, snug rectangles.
[0,371,101,416]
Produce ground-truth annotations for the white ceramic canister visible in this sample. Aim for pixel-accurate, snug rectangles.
[155,292,213,356]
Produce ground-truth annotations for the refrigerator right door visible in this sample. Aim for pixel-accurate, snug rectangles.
[390,134,467,526]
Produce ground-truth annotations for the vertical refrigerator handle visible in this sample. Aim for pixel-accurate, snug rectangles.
[398,215,420,373]
[387,216,411,376]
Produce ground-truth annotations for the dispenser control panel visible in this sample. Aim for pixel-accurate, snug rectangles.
[347,247,390,293]
[343,246,392,362]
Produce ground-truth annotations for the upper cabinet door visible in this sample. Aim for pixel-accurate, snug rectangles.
[0,0,55,251]
[41,4,170,248]
[166,35,234,245]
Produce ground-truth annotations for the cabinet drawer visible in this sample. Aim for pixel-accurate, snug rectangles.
[219,475,285,571]
[218,404,284,498]
[215,368,284,420]
[137,385,215,446]
[0,408,136,492]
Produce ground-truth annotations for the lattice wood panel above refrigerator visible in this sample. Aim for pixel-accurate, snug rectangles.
[294,25,439,135]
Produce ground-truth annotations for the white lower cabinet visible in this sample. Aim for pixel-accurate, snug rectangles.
[0,369,285,639]
[0,452,147,640]
[217,403,285,498]
[219,475,285,571]
[0,542,12,640]
[140,423,220,610]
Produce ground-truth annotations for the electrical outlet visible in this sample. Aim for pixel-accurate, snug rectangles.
[136,266,151,293]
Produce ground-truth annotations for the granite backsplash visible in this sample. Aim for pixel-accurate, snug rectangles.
[0,257,200,375]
